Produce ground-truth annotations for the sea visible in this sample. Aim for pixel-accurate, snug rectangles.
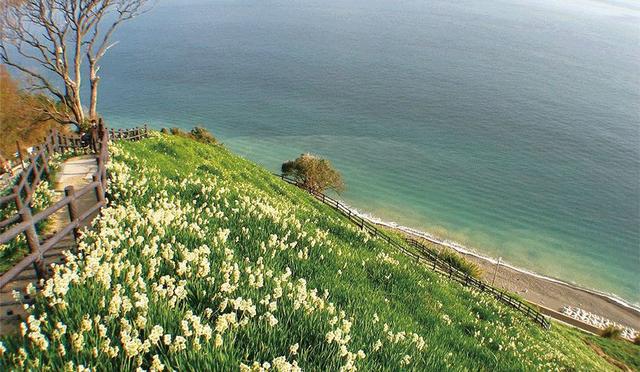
[96,0,640,306]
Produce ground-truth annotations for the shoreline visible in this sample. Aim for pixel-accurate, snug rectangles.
[347,207,640,330]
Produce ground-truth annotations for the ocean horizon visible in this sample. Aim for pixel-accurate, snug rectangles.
[100,0,640,305]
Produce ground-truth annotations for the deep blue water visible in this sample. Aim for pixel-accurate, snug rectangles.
[97,0,639,304]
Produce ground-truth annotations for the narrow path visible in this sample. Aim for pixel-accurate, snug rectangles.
[47,156,99,234]
[0,155,99,336]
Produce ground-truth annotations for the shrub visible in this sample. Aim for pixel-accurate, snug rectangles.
[169,127,186,136]
[282,153,345,193]
[0,66,64,159]
[164,126,218,145]
[439,250,482,279]
[600,325,622,339]
[190,126,217,145]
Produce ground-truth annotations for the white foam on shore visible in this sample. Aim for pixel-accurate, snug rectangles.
[339,202,640,314]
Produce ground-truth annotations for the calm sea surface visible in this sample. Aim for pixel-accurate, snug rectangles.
[98,0,640,304]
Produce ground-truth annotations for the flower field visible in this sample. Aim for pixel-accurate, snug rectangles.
[0,133,635,371]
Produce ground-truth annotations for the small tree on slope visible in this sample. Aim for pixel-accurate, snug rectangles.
[282,153,345,194]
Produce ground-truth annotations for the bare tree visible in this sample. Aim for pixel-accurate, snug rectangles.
[0,0,148,129]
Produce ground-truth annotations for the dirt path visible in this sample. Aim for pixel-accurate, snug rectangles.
[46,155,99,234]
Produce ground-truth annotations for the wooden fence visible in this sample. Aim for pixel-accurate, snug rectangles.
[277,174,551,329]
[0,126,102,231]
[109,125,149,141]
[0,121,148,291]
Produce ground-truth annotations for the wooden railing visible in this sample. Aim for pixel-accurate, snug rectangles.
[276,174,551,329]
[109,125,149,141]
[0,121,149,290]
[0,126,103,230]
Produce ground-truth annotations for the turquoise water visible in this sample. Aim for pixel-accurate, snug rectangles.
[98,0,639,304]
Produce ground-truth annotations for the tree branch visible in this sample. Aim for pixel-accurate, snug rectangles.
[1,0,151,127]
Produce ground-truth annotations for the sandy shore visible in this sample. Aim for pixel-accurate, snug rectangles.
[462,250,639,330]
[388,226,640,331]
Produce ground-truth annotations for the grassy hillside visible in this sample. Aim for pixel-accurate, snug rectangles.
[0,133,636,371]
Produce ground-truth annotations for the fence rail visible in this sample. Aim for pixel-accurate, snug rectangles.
[108,125,149,141]
[0,127,98,228]
[276,174,551,329]
[0,122,149,291]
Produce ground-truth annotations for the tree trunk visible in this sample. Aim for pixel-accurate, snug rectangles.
[72,31,85,128]
[70,91,85,128]
[89,64,99,121]
[63,78,84,127]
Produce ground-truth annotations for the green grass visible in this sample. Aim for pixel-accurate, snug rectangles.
[590,335,640,370]
[0,133,637,371]
[398,234,482,279]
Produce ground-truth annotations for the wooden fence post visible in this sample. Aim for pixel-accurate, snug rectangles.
[45,133,53,156]
[96,155,106,191]
[20,206,46,279]
[30,152,40,186]
[42,151,50,178]
[93,175,105,204]
[89,126,96,153]
[16,141,25,170]
[65,186,81,242]
[103,154,108,188]
[23,171,33,200]
[13,186,23,212]
[51,128,59,152]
